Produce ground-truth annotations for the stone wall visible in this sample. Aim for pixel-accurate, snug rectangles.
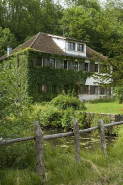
[85,112,123,123]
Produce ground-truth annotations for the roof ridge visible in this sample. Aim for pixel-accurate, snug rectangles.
[30,32,41,48]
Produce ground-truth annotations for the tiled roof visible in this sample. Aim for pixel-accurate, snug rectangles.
[0,32,106,61]
[86,46,107,60]
[0,32,66,60]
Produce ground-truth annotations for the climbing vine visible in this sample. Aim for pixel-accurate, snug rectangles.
[5,48,92,102]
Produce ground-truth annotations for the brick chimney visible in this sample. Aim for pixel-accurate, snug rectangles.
[7,45,12,56]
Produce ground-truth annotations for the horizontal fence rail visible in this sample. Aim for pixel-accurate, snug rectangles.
[1,119,123,180]
[1,121,123,146]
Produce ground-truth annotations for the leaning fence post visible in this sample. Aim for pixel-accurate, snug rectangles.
[34,121,44,180]
[73,118,80,162]
[98,119,107,155]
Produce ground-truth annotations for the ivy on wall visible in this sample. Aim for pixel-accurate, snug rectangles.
[5,48,92,102]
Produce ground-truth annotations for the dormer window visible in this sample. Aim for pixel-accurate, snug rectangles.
[77,44,84,52]
[68,42,75,50]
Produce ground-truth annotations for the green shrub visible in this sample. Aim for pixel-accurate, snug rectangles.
[0,102,35,169]
[34,104,63,128]
[61,108,75,130]
[114,86,123,103]
[50,91,86,110]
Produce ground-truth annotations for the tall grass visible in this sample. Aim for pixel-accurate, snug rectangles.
[1,131,123,185]
[0,169,41,185]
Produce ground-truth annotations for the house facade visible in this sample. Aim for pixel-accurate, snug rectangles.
[0,32,112,102]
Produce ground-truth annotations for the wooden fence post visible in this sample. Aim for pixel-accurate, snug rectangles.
[98,119,107,155]
[34,121,44,180]
[73,118,80,162]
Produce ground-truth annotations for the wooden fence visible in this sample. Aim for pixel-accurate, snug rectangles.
[0,119,123,180]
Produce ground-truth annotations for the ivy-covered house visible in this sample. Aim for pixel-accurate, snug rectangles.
[0,32,111,102]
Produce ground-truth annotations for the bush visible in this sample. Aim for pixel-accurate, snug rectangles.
[61,108,75,130]
[114,86,123,103]
[37,104,63,128]
[50,91,86,110]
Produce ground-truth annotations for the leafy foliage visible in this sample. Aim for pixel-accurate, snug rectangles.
[114,86,123,104]
[50,91,86,110]
[61,107,75,130]
[0,57,34,169]
[9,49,91,102]
[0,27,17,57]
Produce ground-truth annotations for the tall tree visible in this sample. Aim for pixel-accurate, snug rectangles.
[61,0,123,55]
[0,0,6,28]
[2,0,64,44]
[0,27,17,57]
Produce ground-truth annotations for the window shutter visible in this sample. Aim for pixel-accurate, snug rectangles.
[80,63,85,71]
[90,63,95,72]
[90,85,94,94]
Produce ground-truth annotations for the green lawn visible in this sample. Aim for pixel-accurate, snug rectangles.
[85,101,123,114]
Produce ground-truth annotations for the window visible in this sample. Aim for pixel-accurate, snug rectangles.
[90,85,98,94]
[68,42,75,50]
[95,64,98,72]
[37,57,43,66]
[94,86,98,94]
[104,88,107,94]
[50,58,55,68]
[80,85,89,94]
[100,87,104,95]
[33,57,43,67]
[85,63,89,71]
[74,62,79,71]
[64,60,68,69]
[77,44,84,52]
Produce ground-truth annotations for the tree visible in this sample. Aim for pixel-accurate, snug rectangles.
[1,0,64,44]
[61,0,123,55]
[0,0,6,28]
[40,0,63,35]
[65,0,101,11]
[0,27,17,57]
[93,38,123,89]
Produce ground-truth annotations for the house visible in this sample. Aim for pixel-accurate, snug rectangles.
[0,32,112,102]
